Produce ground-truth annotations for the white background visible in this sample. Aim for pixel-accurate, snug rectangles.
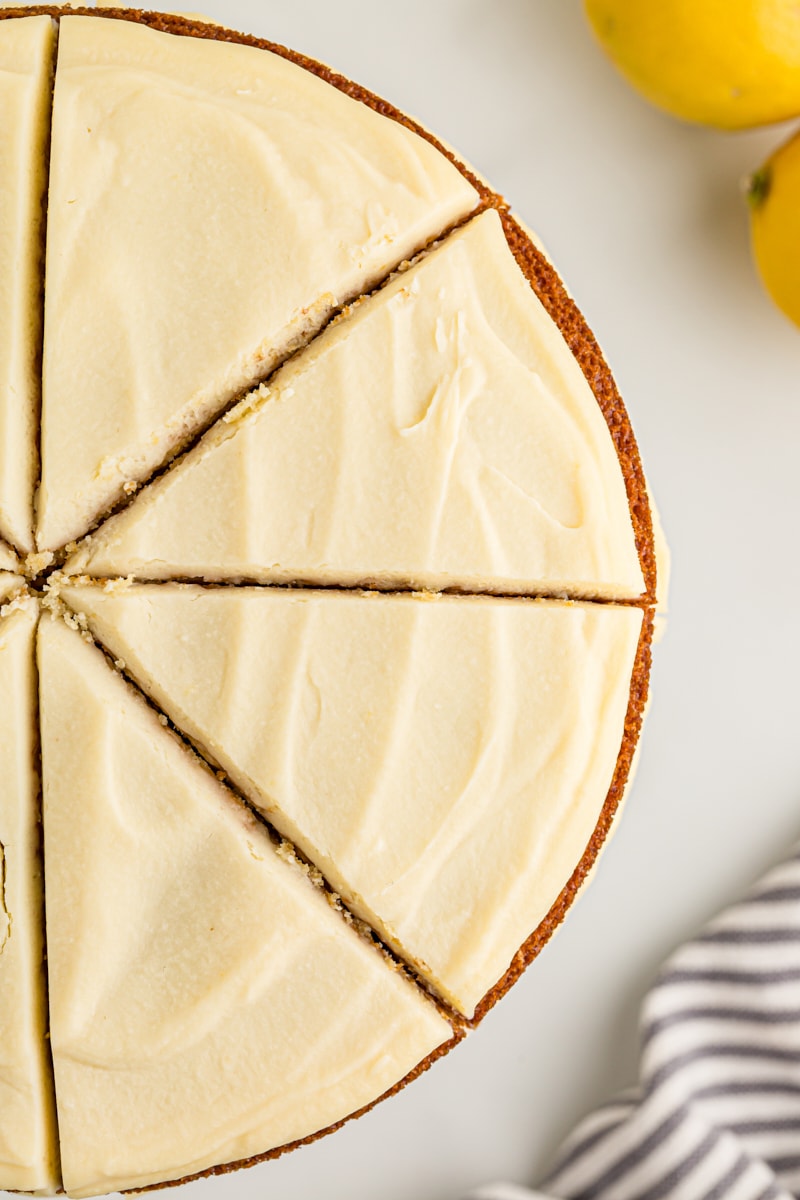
[89,1,800,1197]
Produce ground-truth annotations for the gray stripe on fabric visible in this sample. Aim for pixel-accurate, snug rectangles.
[644,1006,800,1043]
[696,930,800,945]
[657,968,800,987]
[769,1155,800,1172]
[646,1043,800,1093]
[541,1095,640,1181]
[701,1155,752,1200]
[693,1081,800,1100]
[746,887,800,904]
[729,1119,800,1135]
[543,1113,630,1179]
[541,1120,628,1189]
[548,1106,689,1200]
[629,1129,719,1200]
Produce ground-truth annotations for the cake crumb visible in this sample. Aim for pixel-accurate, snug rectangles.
[275,839,295,866]
[22,551,54,580]
[60,606,81,632]
[40,590,60,616]
[223,382,272,426]
[102,576,134,595]
[0,588,34,619]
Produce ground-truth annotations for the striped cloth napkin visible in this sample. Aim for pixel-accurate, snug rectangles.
[467,847,800,1200]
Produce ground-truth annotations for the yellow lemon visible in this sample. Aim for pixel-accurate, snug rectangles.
[584,0,800,129]
[748,130,800,328]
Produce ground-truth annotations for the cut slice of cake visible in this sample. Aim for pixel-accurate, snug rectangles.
[62,583,645,1018]
[0,15,54,554]
[37,15,479,551]
[67,210,646,601]
[0,597,59,1193]
[38,613,454,1199]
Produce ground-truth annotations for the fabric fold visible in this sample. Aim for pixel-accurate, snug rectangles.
[467,848,800,1200]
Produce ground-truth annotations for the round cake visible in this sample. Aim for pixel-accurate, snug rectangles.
[0,5,660,1196]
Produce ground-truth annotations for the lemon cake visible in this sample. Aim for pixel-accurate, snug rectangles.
[0,5,662,1195]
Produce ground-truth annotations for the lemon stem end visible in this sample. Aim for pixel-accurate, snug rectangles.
[747,166,772,211]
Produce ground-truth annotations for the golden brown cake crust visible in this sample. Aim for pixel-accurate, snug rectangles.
[0,6,658,1189]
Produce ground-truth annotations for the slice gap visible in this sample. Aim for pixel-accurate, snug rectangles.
[38,611,456,1199]
[66,210,646,602]
[0,12,56,554]
[59,573,652,608]
[0,596,60,1193]
[61,580,647,1021]
[36,13,480,552]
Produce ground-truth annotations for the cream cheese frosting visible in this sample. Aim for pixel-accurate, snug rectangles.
[0,15,54,553]
[62,583,643,1017]
[0,572,25,606]
[37,15,478,551]
[67,210,645,601]
[0,599,59,1193]
[38,613,453,1199]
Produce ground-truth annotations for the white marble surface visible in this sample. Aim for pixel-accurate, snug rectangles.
[58,2,800,1197]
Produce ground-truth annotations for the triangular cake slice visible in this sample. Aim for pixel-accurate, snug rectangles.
[68,211,645,600]
[63,583,645,1018]
[38,614,453,1199]
[37,15,478,551]
[0,597,59,1192]
[0,15,54,553]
